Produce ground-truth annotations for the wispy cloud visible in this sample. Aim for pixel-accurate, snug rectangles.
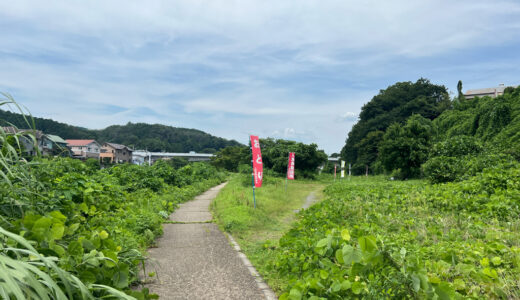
[1,0,519,152]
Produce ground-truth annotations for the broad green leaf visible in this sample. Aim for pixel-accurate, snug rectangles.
[99,230,109,240]
[113,270,128,289]
[358,236,377,253]
[48,211,67,223]
[288,288,302,300]
[331,282,341,292]
[316,238,328,248]
[341,229,351,241]
[341,280,351,290]
[482,268,498,279]
[320,269,329,279]
[351,281,363,295]
[434,282,456,300]
[32,216,52,241]
[65,223,80,236]
[411,274,421,292]
[50,243,66,257]
[342,245,362,265]
[50,223,65,240]
[335,249,344,264]
[80,271,97,284]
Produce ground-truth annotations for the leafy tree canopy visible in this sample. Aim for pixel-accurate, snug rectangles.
[212,138,327,178]
[379,114,433,179]
[341,78,450,169]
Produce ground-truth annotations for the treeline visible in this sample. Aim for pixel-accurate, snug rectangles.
[340,78,520,180]
[211,138,328,178]
[0,109,241,152]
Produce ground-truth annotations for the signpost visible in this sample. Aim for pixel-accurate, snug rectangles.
[341,160,345,179]
[250,135,263,208]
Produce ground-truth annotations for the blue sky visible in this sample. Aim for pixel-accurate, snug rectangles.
[1,1,519,153]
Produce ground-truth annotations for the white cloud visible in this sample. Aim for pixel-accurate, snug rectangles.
[1,0,520,153]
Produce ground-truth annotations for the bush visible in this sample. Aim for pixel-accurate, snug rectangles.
[430,135,483,157]
[423,153,517,183]
[422,156,461,183]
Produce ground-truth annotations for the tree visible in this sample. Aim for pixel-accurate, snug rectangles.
[260,138,327,178]
[341,78,450,169]
[379,114,433,179]
[353,130,384,175]
[211,146,250,172]
[211,139,327,178]
[457,80,464,100]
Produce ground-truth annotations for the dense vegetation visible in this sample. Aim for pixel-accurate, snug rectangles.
[0,108,241,152]
[260,171,520,299]
[340,78,450,174]
[423,86,520,182]
[211,138,327,178]
[1,113,226,298]
[340,79,520,180]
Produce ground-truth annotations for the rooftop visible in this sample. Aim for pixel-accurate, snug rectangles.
[46,134,67,144]
[66,139,97,146]
[104,142,132,151]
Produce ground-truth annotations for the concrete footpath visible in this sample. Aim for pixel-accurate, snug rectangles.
[144,182,275,300]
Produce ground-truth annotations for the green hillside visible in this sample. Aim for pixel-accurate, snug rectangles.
[340,80,520,178]
[0,109,242,152]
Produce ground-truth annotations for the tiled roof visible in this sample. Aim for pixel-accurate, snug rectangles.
[66,139,97,146]
[104,142,131,150]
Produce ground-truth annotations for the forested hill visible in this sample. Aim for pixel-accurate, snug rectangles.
[0,109,242,152]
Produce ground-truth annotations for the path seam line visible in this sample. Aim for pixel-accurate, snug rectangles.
[225,233,278,300]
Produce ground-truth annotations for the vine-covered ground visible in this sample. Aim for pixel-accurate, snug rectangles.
[264,168,520,299]
[0,158,225,299]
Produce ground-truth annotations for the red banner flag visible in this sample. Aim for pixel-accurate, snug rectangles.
[287,152,295,180]
[250,135,263,187]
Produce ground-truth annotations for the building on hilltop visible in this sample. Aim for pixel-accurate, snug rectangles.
[66,139,101,159]
[100,142,133,164]
[464,84,518,100]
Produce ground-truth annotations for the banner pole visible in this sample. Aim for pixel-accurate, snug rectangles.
[251,146,256,209]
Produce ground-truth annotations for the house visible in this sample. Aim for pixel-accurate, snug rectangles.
[41,134,69,156]
[1,126,42,156]
[100,143,133,163]
[464,84,518,100]
[66,139,101,159]
[1,127,71,156]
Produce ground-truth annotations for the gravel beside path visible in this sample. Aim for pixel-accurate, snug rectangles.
[144,182,268,300]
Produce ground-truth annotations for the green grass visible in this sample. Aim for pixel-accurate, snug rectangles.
[210,173,325,292]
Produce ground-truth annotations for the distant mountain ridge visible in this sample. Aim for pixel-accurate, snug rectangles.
[0,109,242,153]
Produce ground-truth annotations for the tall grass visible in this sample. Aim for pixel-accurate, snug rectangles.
[0,93,135,299]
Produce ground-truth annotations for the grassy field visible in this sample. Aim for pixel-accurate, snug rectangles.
[213,171,520,299]
[210,174,326,291]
